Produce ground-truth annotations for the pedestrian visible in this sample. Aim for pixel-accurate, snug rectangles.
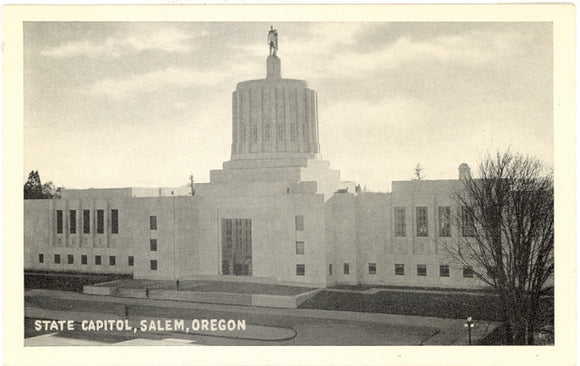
[145,287,149,298]
[124,305,129,319]
[176,279,180,291]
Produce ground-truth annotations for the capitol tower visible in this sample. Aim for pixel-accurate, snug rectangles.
[200,28,353,201]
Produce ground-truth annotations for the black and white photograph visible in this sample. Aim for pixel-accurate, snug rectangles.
[3,3,576,366]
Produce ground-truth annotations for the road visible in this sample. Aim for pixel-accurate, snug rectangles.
[25,291,449,346]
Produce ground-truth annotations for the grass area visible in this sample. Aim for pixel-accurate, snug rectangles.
[299,290,554,323]
[112,279,316,296]
[331,283,496,294]
[25,271,132,292]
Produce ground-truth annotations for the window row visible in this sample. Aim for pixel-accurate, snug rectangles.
[39,253,133,266]
[56,209,119,234]
[393,263,474,278]
[394,206,474,237]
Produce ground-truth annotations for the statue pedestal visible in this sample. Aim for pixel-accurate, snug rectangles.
[266,55,281,79]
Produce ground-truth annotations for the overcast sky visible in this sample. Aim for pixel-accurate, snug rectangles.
[24,22,553,191]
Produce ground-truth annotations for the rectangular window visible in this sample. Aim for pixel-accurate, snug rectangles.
[368,263,377,275]
[263,124,270,141]
[95,255,101,265]
[461,207,475,237]
[329,264,332,275]
[81,255,87,265]
[83,210,90,234]
[394,207,406,237]
[416,207,428,236]
[277,123,285,142]
[56,210,63,233]
[54,254,61,264]
[150,216,157,230]
[417,264,427,276]
[150,239,157,252]
[68,254,74,264]
[290,123,296,141]
[295,241,304,255]
[295,215,304,231]
[440,265,450,277]
[343,263,350,275]
[150,259,157,271]
[463,266,474,278]
[438,206,451,237]
[251,124,258,142]
[111,209,119,234]
[69,210,76,234]
[38,254,44,263]
[395,264,405,275]
[97,209,104,234]
[296,264,305,276]
[128,256,134,266]
[109,256,116,266]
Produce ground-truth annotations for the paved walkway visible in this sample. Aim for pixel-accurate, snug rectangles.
[25,289,500,345]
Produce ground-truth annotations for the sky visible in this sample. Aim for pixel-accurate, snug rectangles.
[24,22,553,192]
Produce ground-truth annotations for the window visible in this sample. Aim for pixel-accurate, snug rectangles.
[368,263,377,275]
[438,206,451,237]
[416,207,428,236]
[150,216,157,230]
[97,209,104,234]
[463,266,474,278]
[295,215,304,231]
[54,254,61,264]
[461,207,475,237]
[81,255,87,265]
[128,256,134,266]
[394,207,406,237]
[69,210,76,234]
[95,255,101,265]
[295,241,304,255]
[296,264,305,276]
[290,123,296,141]
[111,209,119,234]
[277,123,285,141]
[109,256,116,266]
[440,265,450,277]
[150,259,157,271]
[329,264,332,275]
[395,264,405,275]
[344,263,350,275]
[150,239,157,252]
[56,210,63,233]
[263,124,270,141]
[68,254,74,264]
[251,124,258,142]
[417,264,427,276]
[38,254,44,263]
[83,210,90,234]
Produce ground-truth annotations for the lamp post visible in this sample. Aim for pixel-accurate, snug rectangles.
[464,316,475,345]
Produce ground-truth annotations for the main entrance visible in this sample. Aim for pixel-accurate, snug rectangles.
[221,219,252,276]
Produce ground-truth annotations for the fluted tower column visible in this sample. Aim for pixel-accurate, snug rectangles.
[231,55,320,160]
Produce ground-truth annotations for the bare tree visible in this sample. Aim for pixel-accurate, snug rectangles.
[447,150,553,344]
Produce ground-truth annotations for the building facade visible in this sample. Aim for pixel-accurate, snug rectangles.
[24,54,485,289]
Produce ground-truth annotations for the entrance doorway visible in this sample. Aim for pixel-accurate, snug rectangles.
[221,219,252,276]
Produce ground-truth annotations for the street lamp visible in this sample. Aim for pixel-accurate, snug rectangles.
[464,316,475,345]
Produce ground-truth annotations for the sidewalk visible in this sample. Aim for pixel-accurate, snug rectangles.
[25,289,500,344]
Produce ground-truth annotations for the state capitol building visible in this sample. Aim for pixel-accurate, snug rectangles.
[24,38,483,289]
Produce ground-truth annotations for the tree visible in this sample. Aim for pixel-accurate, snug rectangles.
[413,163,425,180]
[24,170,62,199]
[447,150,553,344]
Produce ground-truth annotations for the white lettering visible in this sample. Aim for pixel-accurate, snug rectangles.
[227,319,235,331]
[210,319,217,331]
[201,319,209,330]
[191,319,200,331]
[237,320,246,330]
[174,319,184,331]
[218,319,226,331]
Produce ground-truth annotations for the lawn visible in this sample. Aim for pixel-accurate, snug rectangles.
[299,290,554,323]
